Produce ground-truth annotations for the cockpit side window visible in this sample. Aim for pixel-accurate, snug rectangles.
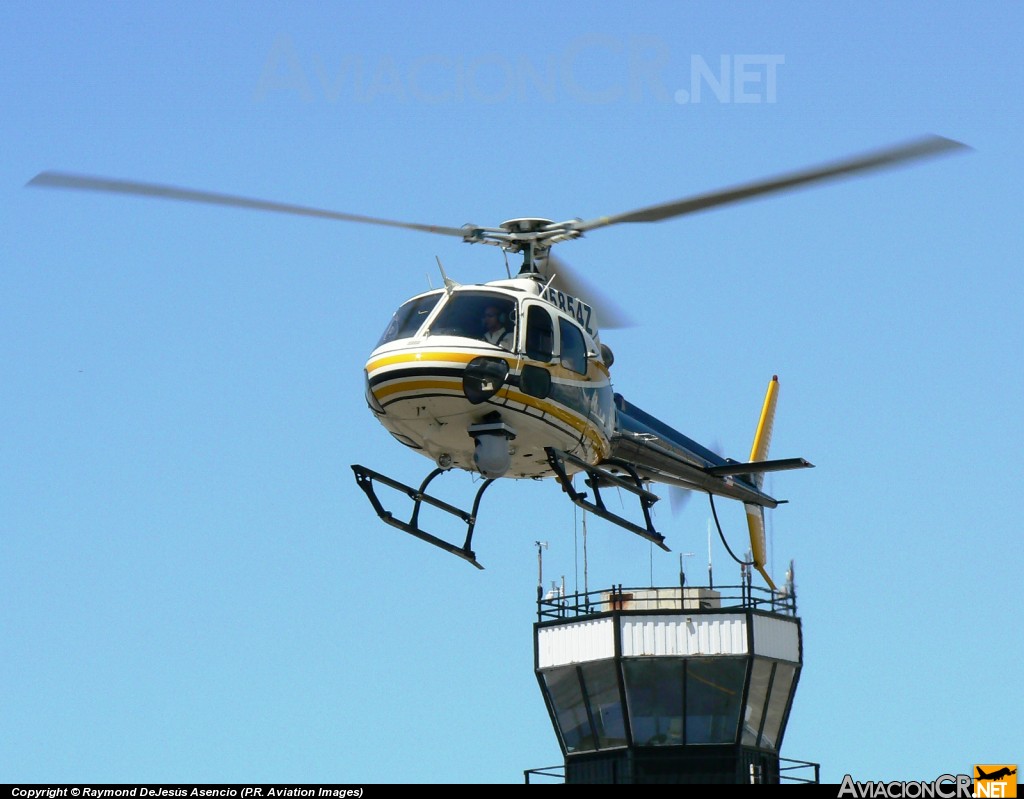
[526,304,555,362]
[377,293,442,347]
[427,292,516,349]
[559,317,587,375]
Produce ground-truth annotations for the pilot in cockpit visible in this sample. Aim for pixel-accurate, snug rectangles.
[481,304,512,349]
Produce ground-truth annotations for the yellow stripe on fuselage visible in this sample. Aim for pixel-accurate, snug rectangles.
[368,352,611,458]
[373,377,609,457]
[368,350,508,371]
[367,349,609,384]
[373,378,460,400]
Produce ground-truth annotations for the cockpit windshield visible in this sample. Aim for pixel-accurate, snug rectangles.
[376,292,442,347]
[427,291,517,349]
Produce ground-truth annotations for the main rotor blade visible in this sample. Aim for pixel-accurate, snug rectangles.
[575,135,970,232]
[543,253,635,329]
[26,171,469,238]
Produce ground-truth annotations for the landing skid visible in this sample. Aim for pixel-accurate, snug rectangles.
[351,464,495,569]
[545,447,669,551]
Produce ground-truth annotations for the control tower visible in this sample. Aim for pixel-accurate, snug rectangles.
[527,577,818,784]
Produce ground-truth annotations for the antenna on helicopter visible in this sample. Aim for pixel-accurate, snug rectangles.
[435,256,458,293]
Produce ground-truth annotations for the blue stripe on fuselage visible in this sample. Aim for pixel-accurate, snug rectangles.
[613,393,727,467]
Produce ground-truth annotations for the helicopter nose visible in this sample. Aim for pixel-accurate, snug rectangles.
[364,369,385,414]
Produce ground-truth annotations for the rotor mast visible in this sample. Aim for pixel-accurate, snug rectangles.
[499,218,551,276]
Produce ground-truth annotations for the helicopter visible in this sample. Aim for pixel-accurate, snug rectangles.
[27,134,967,583]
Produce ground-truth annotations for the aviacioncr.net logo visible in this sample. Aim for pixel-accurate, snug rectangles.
[838,774,973,798]
[974,765,1017,798]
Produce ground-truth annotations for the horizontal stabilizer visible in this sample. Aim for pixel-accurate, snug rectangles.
[705,457,814,478]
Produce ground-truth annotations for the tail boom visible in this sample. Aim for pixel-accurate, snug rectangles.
[605,377,811,591]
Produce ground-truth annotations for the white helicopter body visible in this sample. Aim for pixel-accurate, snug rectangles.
[366,277,613,481]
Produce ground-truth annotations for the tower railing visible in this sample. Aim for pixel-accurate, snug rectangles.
[537,582,796,622]
[525,756,820,784]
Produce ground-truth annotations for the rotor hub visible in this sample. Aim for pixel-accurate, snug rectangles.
[500,218,555,234]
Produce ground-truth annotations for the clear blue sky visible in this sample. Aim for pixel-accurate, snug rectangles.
[3,1,1021,784]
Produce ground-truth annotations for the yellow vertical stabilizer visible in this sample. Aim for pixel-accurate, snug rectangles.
[746,376,780,590]
[745,504,776,590]
[748,375,780,484]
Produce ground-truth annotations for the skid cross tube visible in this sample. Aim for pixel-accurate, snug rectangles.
[351,464,495,569]
[544,447,668,550]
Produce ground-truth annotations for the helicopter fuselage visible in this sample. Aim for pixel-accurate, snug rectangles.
[359,274,809,576]
[364,277,614,479]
